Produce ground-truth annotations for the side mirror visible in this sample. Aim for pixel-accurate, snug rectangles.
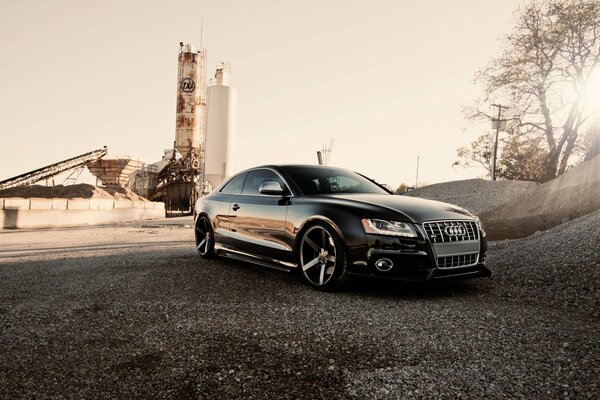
[259,181,285,195]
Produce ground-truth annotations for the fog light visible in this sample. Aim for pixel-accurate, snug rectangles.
[375,258,393,272]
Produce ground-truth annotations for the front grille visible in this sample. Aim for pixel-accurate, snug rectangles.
[437,253,478,268]
[423,220,479,243]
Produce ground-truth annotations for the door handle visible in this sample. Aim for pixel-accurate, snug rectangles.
[232,204,240,211]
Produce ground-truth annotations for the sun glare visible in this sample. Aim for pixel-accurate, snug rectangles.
[581,69,600,114]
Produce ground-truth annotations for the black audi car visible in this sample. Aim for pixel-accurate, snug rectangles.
[194,165,490,291]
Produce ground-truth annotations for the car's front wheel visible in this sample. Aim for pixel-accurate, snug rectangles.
[195,215,215,258]
[298,222,348,291]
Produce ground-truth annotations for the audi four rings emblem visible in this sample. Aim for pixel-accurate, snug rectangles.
[444,225,466,237]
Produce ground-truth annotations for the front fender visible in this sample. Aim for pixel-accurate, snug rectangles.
[286,198,368,262]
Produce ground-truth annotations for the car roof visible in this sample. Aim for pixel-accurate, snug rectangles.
[249,164,348,170]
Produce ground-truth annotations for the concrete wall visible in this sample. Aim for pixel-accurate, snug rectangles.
[1,198,165,229]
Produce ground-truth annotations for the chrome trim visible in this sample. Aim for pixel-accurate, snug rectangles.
[352,261,368,266]
[367,248,428,257]
[436,253,480,269]
[375,258,394,272]
[259,181,285,195]
[230,193,292,199]
[433,241,480,257]
[421,219,482,269]
[444,225,466,237]
[423,220,480,243]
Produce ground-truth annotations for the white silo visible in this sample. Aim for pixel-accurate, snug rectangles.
[204,62,237,189]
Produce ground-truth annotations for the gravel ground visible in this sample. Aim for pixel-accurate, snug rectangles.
[0,220,598,399]
[405,179,539,214]
[486,210,600,313]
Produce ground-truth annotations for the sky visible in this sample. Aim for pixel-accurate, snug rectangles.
[0,0,526,189]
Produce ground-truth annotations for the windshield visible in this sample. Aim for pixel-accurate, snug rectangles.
[281,166,390,195]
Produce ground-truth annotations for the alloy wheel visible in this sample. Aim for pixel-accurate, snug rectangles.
[195,216,214,258]
[300,225,338,286]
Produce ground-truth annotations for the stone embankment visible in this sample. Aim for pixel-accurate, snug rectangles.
[0,184,163,229]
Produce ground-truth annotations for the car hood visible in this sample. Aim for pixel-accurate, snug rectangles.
[326,193,475,223]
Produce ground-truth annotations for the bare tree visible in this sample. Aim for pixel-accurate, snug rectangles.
[453,133,494,177]
[454,128,547,181]
[473,0,600,182]
[496,133,547,181]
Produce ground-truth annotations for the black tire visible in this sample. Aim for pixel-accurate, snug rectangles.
[195,215,215,259]
[298,222,348,291]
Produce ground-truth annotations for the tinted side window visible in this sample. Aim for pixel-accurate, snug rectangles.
[242,170,287,195]
[220,173,247,194]
[282,166,388,195]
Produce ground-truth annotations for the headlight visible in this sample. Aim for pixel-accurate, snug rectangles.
[474,216,486,237]
[361,218,417,238]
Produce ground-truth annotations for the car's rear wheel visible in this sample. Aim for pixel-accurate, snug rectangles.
[195,215,215,258]
[298,222,348,291]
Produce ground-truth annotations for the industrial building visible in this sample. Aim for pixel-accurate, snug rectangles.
[204,62,237,192]
[0,41,238,219]
[150,42,237,214]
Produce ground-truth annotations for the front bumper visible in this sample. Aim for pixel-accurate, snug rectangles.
[346,231,490,283]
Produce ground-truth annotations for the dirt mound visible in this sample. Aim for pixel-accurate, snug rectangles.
[481,155,600,240]
[100,186,148,202]
[405,178,539,214]
[0,184,149,201]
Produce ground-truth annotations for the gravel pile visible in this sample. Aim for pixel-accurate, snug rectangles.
[0,222,597,399]
[406,156,600,241]
[481,155,600,240]
[404,179,538,214]
[486,210,600,313]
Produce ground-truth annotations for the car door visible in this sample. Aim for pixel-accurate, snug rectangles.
[229,169,292,262]
[208,172,247,248]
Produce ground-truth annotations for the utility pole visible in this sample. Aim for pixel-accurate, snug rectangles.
[316,138,334,166]
[491,104,508,181]
[415,155,420,189]
[317,151,323,165]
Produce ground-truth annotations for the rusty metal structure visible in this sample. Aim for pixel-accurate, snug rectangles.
[151,43,207,215]
[0,147,108,190]
[87,157,145,187]
[151,142,201,213]
[133,164,160,199]
[175,43,207,157]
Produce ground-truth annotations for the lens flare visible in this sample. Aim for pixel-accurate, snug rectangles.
[580,70,600,114]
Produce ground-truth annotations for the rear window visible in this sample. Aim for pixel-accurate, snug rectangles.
[220,173,247,194]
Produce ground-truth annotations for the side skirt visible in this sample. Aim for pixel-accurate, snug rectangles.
[214,244,296,273]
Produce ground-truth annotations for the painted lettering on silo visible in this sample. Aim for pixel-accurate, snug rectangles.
[175,44,207,157]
